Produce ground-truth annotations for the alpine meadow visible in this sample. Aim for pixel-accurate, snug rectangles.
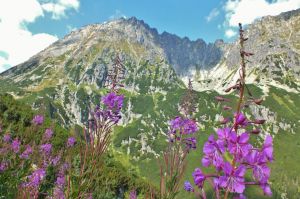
[0,1,300,199]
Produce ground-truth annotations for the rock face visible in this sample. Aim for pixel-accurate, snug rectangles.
[191,8,300,93]
[156,32,222,74]
[0,8,299,128]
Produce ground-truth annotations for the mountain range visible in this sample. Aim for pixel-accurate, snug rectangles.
[0,8,300,198]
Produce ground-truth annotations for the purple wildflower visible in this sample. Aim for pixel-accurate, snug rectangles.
[129,190,137,199]
[40,143,52,155]
[26,168,46,188]
[53,188,65,199]
[56,175,65,187]
[20,145,33,159]
[51,155,61,166]
[0,161,8,172]
[233,194,247,199]
[184,137,197,151]
[3,134,11,142]
[170,116,181,129]
[184,24,273,197]
[246,150,270,183]
[183,119,198,134]
[228,132,252,160]
[102,92,124,111]
[235,113,248,126]
[87,193,93,199]
[216,128,232,143]
[184,181,194,192]
[11,138,21,153]
[32,115,44,125]
[67,137,76,147]
[260,183,272,196]
[219,163,246,193]
[193,168,206,188]
[62,163,70,172]
[44,128,53,140]
[169,116,198,135]
[262,135,273,161]
[202,135,224,169]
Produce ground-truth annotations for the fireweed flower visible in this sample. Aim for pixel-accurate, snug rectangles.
[184,181,194,192]
[262,135,273,161]
[202,135,225,169]
[193,168,206,188]
[20,145,33,159]
[56,175,65,187]
[228,132,252,160]
[32,115,44,125]
[219,163,246,193]
[67,137,76,147]
[233,194,247,199]
[216,127,232,143]
[25,168,46,188]
[235,113,248,126]
[53,188,65,199]
[246,150,270,183]
[11,138,21,153]
[129,190,137,199]
[168,116,198,153]
[101,92,124,111]
[3,134,11,142]
[93,92,124,125]
[169,116,198,135]
[44,128,53,140]
[53,168,66,198]
[51,155,61,166]
[0,161,8,172]
[184,137,197,151]
[260,183,272,196]
[184,24,273,198]
[40,143,52,155]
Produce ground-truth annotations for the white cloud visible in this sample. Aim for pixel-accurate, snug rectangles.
[42,0,80,20]
[60,0,80,10]
[0,0,81,73]
[206,8,220,22]
[224,0,300,27]
[225,29,237,38]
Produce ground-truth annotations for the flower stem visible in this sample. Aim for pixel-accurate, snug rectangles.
[225,23,247,199]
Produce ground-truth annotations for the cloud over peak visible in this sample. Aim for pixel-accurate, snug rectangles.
[42,0,80,20]
[0,0,80,73]
[225,0,300,27]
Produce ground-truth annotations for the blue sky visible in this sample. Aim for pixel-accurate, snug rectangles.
[28,0,226,42]
[0,0,300,72]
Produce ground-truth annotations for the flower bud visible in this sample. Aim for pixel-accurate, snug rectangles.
[223,105,232,111]
[251,129,260,134]
[215,96,230,102]
[254,119,266,124]
[241,51,254,56]
[254,98,263,105]
[232,85,240,90]
[225,87,232,93]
